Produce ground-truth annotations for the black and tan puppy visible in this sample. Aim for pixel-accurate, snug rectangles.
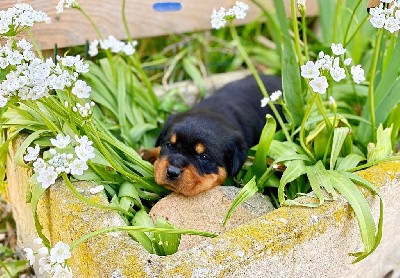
[145,74,282,196]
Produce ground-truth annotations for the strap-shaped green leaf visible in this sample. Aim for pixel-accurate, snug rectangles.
[223,176,258,226]
[330,127,350,170]
[306,162,324,204]
[279,160,306,205]
[336,154,365,171]
[328,171,377,258]
[253,115,276,179]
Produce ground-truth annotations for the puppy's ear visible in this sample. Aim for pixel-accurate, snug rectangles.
[155,114,176,147]
[225,133,248,176]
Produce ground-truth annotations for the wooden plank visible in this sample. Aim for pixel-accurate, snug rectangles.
[1,0,318,50]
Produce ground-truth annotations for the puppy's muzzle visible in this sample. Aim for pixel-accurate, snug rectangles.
[166,165,181,181]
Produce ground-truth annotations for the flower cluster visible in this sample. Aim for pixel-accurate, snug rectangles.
[24,134,95,189]
[211,1,249,29]
[89,36,138,57]
[0,4,50,36]
[369,0,400,32]
[56,0,79,14]
[72,101,96,117]
[260,90,283,107]
[24,238,73,277]
[300,43,365,94]
[0,37,90,107]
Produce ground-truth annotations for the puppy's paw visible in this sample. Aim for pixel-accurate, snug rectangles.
[138,147,161,164]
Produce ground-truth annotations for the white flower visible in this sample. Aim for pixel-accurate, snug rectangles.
[227,1,249,19]
[329,66,346,82]
[51,134,71,149]
[270,90,283,102]
[297,0,306,9]
[23,247,35,265]
[309,76,329,94]
[351,65,366,84]
[61,55,80,67]
[70,158,89,176]
[73,101,95,117]
[38,256,52,274]
[37,166,58,189]
[211,8,227,29]
[49,242,71,264]
[89,185,104,194]
[74,60,89,73]
[370,13,388,29]
[53,264,73,278]
[56,0,78,13]
[89,40,99,57]
[24,144,40,162]
[316,55,334,70]
[0,4,50,35]
[331,43,346,55]
[33,158,47,173]
[0,95,8,107]
[260,97,270,107]
[384,16,400,32]
[344,58,352,66]
[301,61,320,79]
[75,145,95,161]
[74,135,93,147]
[38,246,49,256]
[72,80,91,98]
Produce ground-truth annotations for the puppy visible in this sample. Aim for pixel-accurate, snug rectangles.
[146,74,282,196]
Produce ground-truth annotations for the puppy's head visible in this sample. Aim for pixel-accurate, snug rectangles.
[153,112,247,196]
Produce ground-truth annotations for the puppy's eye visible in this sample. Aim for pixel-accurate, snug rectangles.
[199,154,208,161]
[165,142,172,148]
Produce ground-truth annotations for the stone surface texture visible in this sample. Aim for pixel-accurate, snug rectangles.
[149,186,274,250]
[6,137,400,277]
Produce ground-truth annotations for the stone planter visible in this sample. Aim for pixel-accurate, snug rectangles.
[6,137,400,277]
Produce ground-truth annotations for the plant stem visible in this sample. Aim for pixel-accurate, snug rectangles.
[76,7,103,40]
[121,0,158,104]
[70,225,217,251]
[331,0,342,43]
[62,173,134,217]
[291,0,304,65]
[344,15,369,47]
[315,94,333,131]
[343,0,363,45]
[27,28,43,60]
[299,94,317,162]
[300,9,309,61]
[347,155,400,172]
[230,25,292,142]
[368,28,384,142]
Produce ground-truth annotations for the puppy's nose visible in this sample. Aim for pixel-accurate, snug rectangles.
[166,165,181,181]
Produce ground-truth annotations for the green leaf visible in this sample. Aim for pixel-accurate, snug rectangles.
[273,0,304,125]
[129,210,155,253]
[358,35,400,143]
[223,176,258,226]
[306,162,325,204]
[328,171,377,259]
[317,0,337,43]
[182,57,206,96]
[152,219,181,256]
[30,176,50,247]
[14,130,49,167]
[367,125,393,163]
[278,160,306,205]
[330,127,350,170]
[336,154,365,171]
[253,115,276,179]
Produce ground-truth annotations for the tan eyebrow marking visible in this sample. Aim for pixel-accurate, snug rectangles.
[195,143,205,154]
[170,134,177,144]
